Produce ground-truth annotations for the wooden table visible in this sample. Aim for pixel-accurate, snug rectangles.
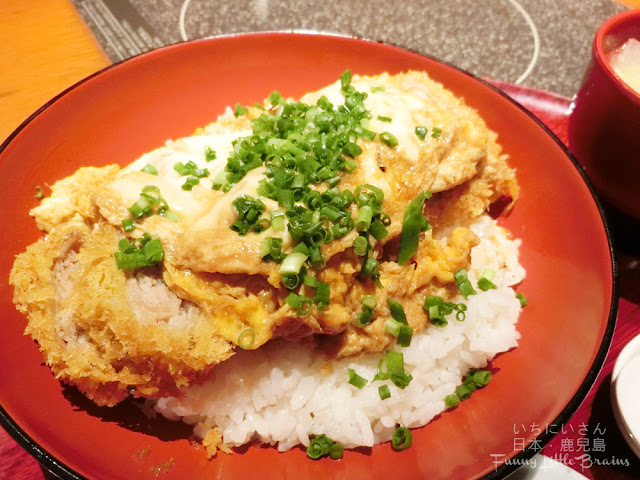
[0,0,110,143]
[2,1,640,480]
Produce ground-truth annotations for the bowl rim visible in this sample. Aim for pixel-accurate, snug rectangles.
[0,30,619,480]
[594,8,640,105]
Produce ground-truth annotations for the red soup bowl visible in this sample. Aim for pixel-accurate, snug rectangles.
[569,8,640,219]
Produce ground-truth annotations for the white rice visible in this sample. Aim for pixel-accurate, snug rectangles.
[154,215,525,452]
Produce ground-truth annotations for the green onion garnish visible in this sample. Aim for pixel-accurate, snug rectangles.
[356,308,373,328]
[391,426,413,451]
[356,295,377,328]
[378,385,391,400]
[204,147,217,161]
[469,369,492,387]
[126,185,177,223]
[424,295,467,326]
[353,235,369,256]
[431,127,442,138]
[122,218,134,232]
[516,292,528,307]
[447,369,492,406]
[348,368,368,389]
[260,237,284,263]
[377,115,392,122]
[234,103,248,117]
[454,268,477,298]
[379,132,398,148]
[114,233,164,270]
[373,350,413,389]
[307,434,343,460]
[329,443,344,460]
[415,126,427,140]
[34,186,44,199]
[477,269,497,291]
[141,163,159,175]
[444,394,460,408]
[313,280,331,309]
[237,328,256,349]
[362,295,377,310]
[371,86,385,93]
[285,291,313,315]
[397,191,431,265]
[307,434,333,460]
[387,298,408,325]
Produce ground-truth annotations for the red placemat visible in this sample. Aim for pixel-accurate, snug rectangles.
[1,80,639,480]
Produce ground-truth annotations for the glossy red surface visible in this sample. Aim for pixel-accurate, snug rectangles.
[569,9,640,219]
[0,33,615,480]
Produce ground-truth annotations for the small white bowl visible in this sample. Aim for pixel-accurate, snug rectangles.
[611,333,640,458]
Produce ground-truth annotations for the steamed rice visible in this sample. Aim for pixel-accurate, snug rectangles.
[154,215,524,452]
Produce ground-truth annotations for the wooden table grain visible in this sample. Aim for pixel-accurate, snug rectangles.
[0,0,110,144]
[2,2,640,480]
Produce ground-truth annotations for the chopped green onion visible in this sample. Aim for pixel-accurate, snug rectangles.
[141,163,159,175]
[415,126,427,140]
[348,368,368,389]
[431,127,442,138]
[260,237,284,263]
[377,115,392,122]
[516,292,528,307]
[122,218,134,232]
[368,218,388,240]
[454,268,477,298]
[356,308,373,328]
[234,103,248,117]
[362,295,377,310]
[211,169,229,190]
[379,132,398,147]
[353,235,369,256]
[237,328,256,349]
[329,443,344,460]
[444,394,461,408]
[455,383,473,401]
[362,256,380,278]
[397,191,431,265]
[270,210,286,232]
[386,298,408,325]
[34,186,44,199]
[477,269,497,291]
[285,292,313,315]
[355,205,374,231]
[396,325,413,347]
[373,350,413,389]
[391,426,413,451]
[306,434,334,460]
[424,295,467,326]
[128,196,152,218]
[371,86,385,93]
[182,176,200,190]
[385,317,403,337]
[378,385,391,400]
[477,277,497,291]
[340,70,353,92]
[114,233,164,270]
[313,280,331,308]
[469,369,492,387]
[204,147,217,161]
[279,252,308,275]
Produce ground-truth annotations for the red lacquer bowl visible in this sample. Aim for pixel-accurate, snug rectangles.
[0,33,616,480]
[569,8,640,219]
